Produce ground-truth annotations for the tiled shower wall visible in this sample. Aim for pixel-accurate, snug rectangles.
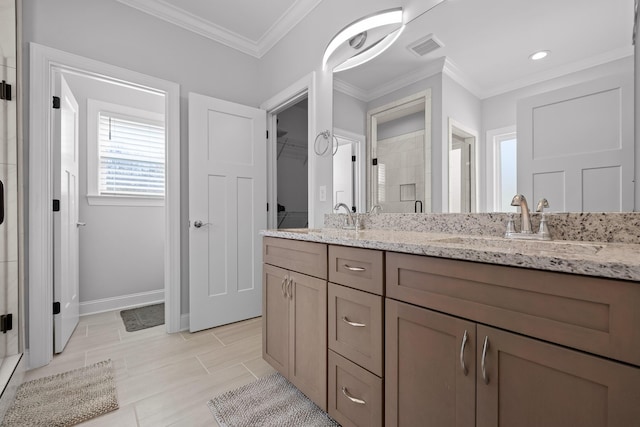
[375,130,431,213]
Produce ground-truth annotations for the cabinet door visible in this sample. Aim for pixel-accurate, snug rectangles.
[476,325,640,427]
[386,299,476,427]
[289,271,328,411]
[262,264,289,377]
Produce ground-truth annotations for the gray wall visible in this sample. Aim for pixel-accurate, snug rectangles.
[442,74,482,211]
[333,90,367,136]
[63,73,165,303]
[22,0,262,315]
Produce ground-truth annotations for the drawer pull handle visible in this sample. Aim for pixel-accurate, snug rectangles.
[460,330,469,376]
[344,264,366,272]
[481,336,490,385]
[341,387,366,405]
[342,316,366,328]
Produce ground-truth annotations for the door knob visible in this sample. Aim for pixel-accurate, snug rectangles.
[193,220,211,228]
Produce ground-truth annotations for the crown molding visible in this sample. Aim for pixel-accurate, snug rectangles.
[257,0,323,56]
[478,46,634,99]
[335,57,446,103]
[117,0,321,58]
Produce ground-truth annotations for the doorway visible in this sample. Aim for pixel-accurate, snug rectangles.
[262,73,316,231]
[275,98,308,229]
[29,43,181,368]
[448,119,478,213]
[61,73,166,322]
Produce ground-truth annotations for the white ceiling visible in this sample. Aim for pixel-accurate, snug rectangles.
[116,0,323,57]
[117,0,634,100]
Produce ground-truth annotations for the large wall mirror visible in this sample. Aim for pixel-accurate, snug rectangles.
[331,0,635,213]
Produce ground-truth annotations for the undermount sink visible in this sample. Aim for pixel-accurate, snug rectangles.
[434,236,606,256]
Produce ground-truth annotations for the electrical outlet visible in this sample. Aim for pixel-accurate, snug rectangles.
[319,185,327,202]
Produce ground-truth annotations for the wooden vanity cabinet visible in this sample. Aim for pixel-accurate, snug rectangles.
[262,238,328,410]
[386,252,640,427]
[263,237,640,426]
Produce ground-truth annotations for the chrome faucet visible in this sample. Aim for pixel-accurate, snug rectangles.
[334,203,356,229]
[510,194,532,234]
[506,194,552,240]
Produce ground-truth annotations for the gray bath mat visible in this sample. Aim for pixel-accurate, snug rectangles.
[208,372,339,427]
[120,303,164,332]
[1,360,119,426]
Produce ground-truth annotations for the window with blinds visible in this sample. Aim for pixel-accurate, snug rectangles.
[98,113,165,197]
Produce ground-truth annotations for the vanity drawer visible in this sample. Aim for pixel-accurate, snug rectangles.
[386,251,640,367]
[329,245,384,295]
[328,351,383,427]
[328,283,383,376]
[263,237,327,279]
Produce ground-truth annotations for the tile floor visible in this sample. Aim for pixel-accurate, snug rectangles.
[23,311,274,426]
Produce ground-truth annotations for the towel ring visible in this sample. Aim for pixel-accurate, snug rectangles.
[314,130,339,156]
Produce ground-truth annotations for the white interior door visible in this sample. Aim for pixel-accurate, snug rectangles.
[53,73,80,353]
[188,93,266,332]
[517,74,634,212]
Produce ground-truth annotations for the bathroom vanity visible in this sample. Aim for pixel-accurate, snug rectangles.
[262,215,640,427]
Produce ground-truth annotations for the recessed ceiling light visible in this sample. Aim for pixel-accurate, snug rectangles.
[529,50,550,61]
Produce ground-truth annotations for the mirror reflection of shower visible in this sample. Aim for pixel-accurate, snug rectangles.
[368,90,431,213]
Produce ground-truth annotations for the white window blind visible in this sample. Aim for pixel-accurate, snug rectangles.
[98,113,165,197]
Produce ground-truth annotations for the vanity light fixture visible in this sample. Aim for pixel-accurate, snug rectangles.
[529,50,550,60]
[322,8,404,71]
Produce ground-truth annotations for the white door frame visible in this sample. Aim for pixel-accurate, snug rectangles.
[261,72,316,229]
[28,43,181,369]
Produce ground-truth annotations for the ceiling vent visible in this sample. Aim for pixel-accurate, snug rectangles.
[408,34,444,58]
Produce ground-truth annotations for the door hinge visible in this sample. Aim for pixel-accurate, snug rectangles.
[372,158,378,166]
[266,130,269,139]
[0,81,12,101]
[53,199,60,212]
[267,203,269,212]
[352,155,356,162]
[52,96,61,109]
[0,314,12,333]
[53,302,61,315]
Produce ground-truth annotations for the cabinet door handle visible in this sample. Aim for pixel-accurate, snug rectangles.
[460,330,469,376]
[281,276,287,297]
[287,277,293,299]
[341,387,366,405]
[481,336,490,385]
[342,316,366,327]
[344,264,366,272]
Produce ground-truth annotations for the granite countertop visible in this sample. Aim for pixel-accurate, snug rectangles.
[261,228,640,282]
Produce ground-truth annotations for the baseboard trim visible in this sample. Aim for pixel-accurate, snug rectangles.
[80,290,164,316]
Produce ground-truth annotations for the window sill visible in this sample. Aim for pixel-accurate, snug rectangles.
[86,195,165,207]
